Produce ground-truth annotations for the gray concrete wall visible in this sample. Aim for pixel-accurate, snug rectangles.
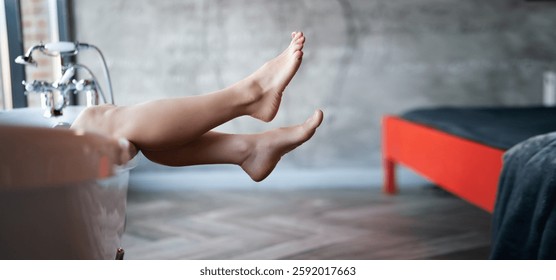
[73,0,556,170]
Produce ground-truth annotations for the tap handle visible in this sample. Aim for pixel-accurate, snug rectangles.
[73,79,94,91]
[22,80,53,93]
[57,67,75,85]
[74,79,84,91]
[22,80,38,92]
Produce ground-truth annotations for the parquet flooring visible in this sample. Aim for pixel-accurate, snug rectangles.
[121,185,492,259]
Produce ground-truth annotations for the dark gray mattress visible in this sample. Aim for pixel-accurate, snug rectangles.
[401,106,556,150]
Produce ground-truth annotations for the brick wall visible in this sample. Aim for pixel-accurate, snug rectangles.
[20,0,55,107]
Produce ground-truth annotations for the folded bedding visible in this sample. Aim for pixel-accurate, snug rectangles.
[490,132,556,259]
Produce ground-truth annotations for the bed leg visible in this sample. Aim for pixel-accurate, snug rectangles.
[384,159,397,194]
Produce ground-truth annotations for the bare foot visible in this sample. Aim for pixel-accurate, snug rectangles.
[242,31,306,122]
[241,109,323,182]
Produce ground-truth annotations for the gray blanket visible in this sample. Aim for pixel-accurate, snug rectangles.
[490,132,556,259]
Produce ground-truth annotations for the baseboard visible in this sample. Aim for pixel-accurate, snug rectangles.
[129,166,429,191]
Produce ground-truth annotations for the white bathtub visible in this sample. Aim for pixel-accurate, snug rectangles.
[0,106,136,259]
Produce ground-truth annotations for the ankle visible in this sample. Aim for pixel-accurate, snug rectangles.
[236,135,255,166]
[228,78,261,108]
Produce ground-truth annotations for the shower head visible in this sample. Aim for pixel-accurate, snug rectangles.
[44,42,87,54]
[15,42,91,67]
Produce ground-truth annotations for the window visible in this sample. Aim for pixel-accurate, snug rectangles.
[0,0,72,110]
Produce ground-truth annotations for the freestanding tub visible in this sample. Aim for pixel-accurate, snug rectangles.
[0,106,136,259]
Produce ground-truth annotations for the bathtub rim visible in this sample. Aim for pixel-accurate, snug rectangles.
[0,123,137,190]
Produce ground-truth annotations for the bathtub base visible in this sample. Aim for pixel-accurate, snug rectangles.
[0,174,129,260]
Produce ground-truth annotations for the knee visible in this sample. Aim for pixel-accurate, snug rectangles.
[71,105,120,136]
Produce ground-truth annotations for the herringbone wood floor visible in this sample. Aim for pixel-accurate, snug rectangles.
[121,185,492,260]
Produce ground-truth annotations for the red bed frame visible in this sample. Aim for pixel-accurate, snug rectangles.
[382,115,505,213]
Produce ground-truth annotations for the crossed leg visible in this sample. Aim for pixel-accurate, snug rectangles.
[71,32,323,181]
[142,110,323,181]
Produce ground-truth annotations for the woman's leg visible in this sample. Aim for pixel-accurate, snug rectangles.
[71,32,306,151]
[142,110,323,181]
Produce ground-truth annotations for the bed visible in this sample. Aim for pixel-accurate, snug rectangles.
[382,106,556,212]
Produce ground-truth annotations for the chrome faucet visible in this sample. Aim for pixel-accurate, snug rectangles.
[15,42,114,117]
